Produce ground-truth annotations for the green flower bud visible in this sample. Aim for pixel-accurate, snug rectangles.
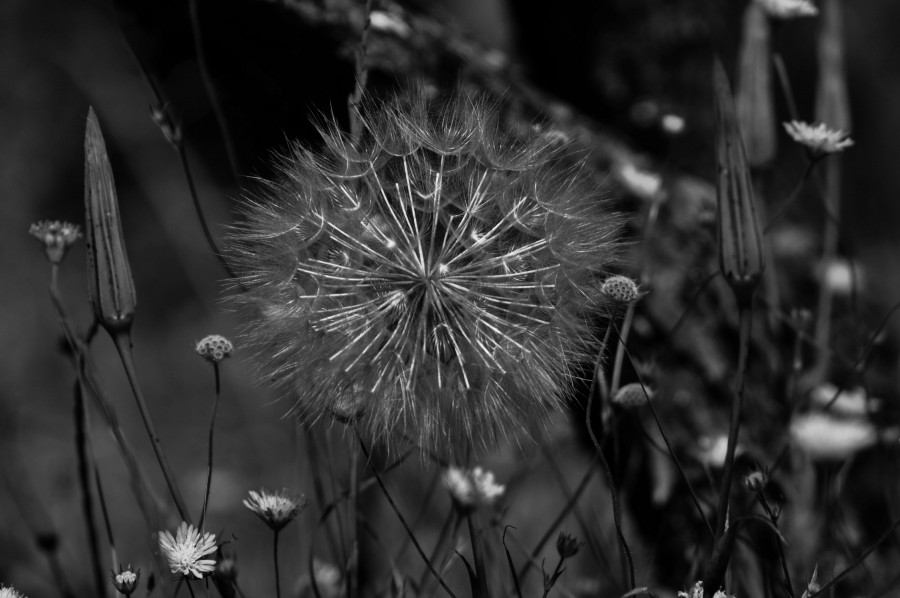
[84,107,137,333]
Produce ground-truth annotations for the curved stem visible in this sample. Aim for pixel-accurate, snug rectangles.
[112,333,190,522]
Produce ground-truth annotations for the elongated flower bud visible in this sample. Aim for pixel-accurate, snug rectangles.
[713,59,765,306]
[736,2,776,167]
[84,107,137,333]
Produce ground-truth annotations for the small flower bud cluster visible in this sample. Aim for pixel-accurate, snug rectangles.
[29,221,82,264]
[111,565,140,596]
[555,532,583,559]
[601,275,640,304]
[196,335,234,363]
[612,382,653,409]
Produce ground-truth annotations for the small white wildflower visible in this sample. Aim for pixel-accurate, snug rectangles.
[442,466,505,509]
[368,10,411,38]
[678,582,734,598]
[243,488,307,531]
[821,258,861,296]
[612,382,653,409]
[0,586,26,598]
[616,162,664,202]
[790,412,877,460]
[111,566,140,595]
[783,120,854,155]
[755,0,818,18]
[29,220,82,264]
[697,434,735,468]
[810,383,879,416]
[661,113,686,135]
[195,334,234,363]
[158,522,217,579]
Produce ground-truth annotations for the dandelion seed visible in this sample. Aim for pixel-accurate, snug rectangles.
[228,87,622,454]
[443,465,505,509]
[0,586,26,598]
[158,522,217,579]
[783,120,854,155]
[196,334,234,363]
[243,488,307,531]
[755,0,818,18]
[29,220,82,264]
[111,565,140,596]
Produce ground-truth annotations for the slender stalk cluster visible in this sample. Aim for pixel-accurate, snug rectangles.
[229,88,622,454]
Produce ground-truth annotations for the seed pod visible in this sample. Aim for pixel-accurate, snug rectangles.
[84,107,137,333]
[713,59,765,307]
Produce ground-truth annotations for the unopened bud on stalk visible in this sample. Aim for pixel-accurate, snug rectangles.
[713,59,765,307]
[84,107,137,334]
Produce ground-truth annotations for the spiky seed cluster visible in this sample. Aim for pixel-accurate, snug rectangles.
[29,220,82,264]
[243,488,307,531]
[600,275,639,304]
[196,335,234,363]
[228,89,622,454]
[158,522,217,579]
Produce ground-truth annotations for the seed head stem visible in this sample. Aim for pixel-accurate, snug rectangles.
[199,362,222,531]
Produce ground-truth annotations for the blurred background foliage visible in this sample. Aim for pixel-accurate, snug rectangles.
[4,0,900,596]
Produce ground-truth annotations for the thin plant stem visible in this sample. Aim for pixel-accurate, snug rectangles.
[112,333,191,523]
[199,362,222,530]
[356,433,458,598]
[610,303,636,396]
[756,493,795,598]
[715,307,753,539]
[274,530,282,598]
[93,466,118,570]
[303,429,343,563]
[764,159,818,233]
[187,580,197,598]
[74,379,106,598]
[416,508,459,594]
[348,443,360,598]
[467,511,490,598]
[542,556,566,598]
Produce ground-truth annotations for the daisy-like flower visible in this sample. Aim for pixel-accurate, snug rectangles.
[442,465,505,509]
[111,565,140,596]
[29,220,82,264]
[158,522,217,579]
[228,87,622,454]
[783,120,854,155]
[196,334,234,363]
[790,411,877,460]
[243,488,308,531]
[0,586,26,598]
[755,0,818,18]
[678,581,733,598]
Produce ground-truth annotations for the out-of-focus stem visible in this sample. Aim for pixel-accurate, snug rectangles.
[199,362,222,530]
[715,307,753,539]
[467,512,490,598]
[74,380,106,598]
[809,160,842,384]
[610,304,635,396]
[273,530,282,598]
[112,333,190,523]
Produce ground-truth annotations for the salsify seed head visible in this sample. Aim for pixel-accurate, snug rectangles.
[228,87,623,455]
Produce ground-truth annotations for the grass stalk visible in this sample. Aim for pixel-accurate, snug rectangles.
[112,332,191,523]
[73,379,106,598]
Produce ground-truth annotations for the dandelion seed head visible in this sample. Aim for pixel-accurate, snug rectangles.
[783,120,853,155]
[158,522,217,579]
[243,488,307,531]
[228,88,623,455]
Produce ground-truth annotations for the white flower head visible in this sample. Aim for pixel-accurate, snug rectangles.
[616,161,664,202]
[679,582,734,598]
[29,220,82,264]
[369,10,411,38]
[810,383,879,416]
[0,586,26,598]
[821,258,862,296]
[443,465,505,509]
[790,412,877,460]
[158,522,217,579]
[755,0,818,18]
[784,121,854,155]
[697,434,737,468]
[243,488,307,531]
